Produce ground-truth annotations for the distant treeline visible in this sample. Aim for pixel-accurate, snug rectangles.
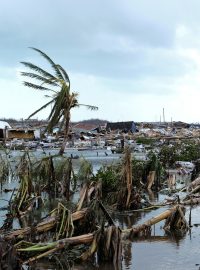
[0,118,108,127]
[73,118,108,125]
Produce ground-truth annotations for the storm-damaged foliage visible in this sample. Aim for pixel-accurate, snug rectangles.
[0,146,192,269]
[77,158,94,183]
[21,47,98,155]
[92,149,165,208]
[0,154,9,190]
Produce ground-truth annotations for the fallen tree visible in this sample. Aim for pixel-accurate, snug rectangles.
[2,204,187,268]
[4,204,88,241]
[122,205,188,239]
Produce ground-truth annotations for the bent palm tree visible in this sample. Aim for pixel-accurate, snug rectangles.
[21,47,98,155]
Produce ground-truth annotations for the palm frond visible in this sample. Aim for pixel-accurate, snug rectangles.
[21,72,59,87]
[47,112,63,132]
[77,103,98,110]
[47,104,63,126]
[57,64,70,85]
[48,91,66,124]
[47,86,66,120]
[21,62,57,81]
[30,47,64,81]
[27,99,55,119]
[68,92,78,108]
[21,48,97,141]
[22,81,55,92]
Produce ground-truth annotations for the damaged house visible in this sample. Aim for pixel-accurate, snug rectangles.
[106,121,137,133]
[7,128,36,140]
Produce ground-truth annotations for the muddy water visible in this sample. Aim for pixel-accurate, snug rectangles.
[0,149,200,270]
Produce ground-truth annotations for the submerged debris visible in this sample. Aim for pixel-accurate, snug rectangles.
[0,145,195,269]
[0,238,21,270]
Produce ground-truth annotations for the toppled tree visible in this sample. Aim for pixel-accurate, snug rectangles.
[123,205,189,239]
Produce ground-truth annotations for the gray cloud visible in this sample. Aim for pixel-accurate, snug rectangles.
[0,0,200,98]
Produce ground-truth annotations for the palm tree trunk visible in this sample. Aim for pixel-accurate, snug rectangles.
[59,113,70,155]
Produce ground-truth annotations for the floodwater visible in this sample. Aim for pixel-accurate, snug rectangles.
[0,149,200,270]
[119,206,200,270]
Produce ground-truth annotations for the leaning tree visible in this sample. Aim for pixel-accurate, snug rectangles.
[21,47,98,155]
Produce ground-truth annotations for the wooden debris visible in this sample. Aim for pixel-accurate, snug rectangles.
[188,177,200,191]
[164,205,189,232]
[4,205,87,240]
[182,197,200,205]
[147,171,156,190]
[122,205,188,239]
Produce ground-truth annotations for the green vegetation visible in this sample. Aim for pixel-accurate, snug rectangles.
[136,137,155,145]
[94,165,119,192]
[178,142,200,161]
[159,141,200,167]
[159,145,179,167]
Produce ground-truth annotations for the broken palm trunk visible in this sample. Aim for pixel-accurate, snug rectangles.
[182,178,200,202]
[163,205,188,233]
[187,176,200,192]
[61,158,72,200]
[147,171,156,190]
[4,203,88,241]
[16,232,95,265]
[96,225,122,268]
[17,225,122,269]
[76,181,102,211]
[3,205,187,267]
[182,196,200,205]
[123,205,188,239]
[9,199,121,268]
[117,147,133,210]
[167,173,176,189]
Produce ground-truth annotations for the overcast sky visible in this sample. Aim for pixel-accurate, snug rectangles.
[1,0,200,123]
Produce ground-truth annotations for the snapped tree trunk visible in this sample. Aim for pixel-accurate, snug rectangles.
[62,158,72,200]
[59,113,70,155]
[126,149,132,208]
[147,171,156,190]
[4,208,88,240]
[122,205,188,238]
